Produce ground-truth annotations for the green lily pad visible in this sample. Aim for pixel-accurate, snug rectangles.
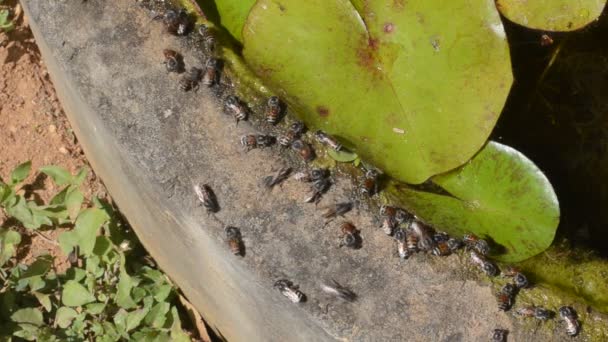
[496,0,606,31]
[239,0,512,184]
[388,141,559,262]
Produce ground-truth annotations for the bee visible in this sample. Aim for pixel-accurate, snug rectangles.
[294,168,327,182]
[394,208,412,225]
[496,283,516,311]
[274,279,304,303]
[240,134,275,151]
[516,306,554,320]
[540,33,554,47]
[339,222,360,249]
[491,329,508,342]
[321,202,353,221]
[405,228,419,254]
[463,234,490,256]
[381,216,397,235]
[380,205,398,217]
[202,58,219,87]
[394,228,410,259]
[163,8,191,36]
[193,184,219,213]
[162,49,183,73]
[315,130,342,151]
[265,96,283,125]
[278,121,306,147]
[433,232,450,243]
[263,166,292,189]
[559,306,580,336]
[224,96,248,123]
[360,169,379,196]
[432,241,452,256]
[225,226,243,256]
[500,265,520,277]
[410,220,434,251]
[470,251,498,276]
[291,140,315,162]
[320,280,357,302]
[179,67,202,91]
[304,176,331,203]
[513,273,529,289]
[447,238,463,252]
[198,24,215,51]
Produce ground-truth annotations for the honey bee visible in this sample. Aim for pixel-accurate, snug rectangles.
[265,96,282,125]
[163,8,191,36]
[360,169,379,196]
[433,232,450,243]
[513,273,529,289]
[321,202,353,221]
[224,95,248,123]
[291,140,315,162]
[470,251,498,276]
[202,58,219,87]
[294,168,327,182]
[540,33,554,47]
[263,166,292,189]
[559,306,580,336]
[304,176,331,203]
[432,241,452,257]
[339,222,360,249]
[379,205,398,217]
[381,216,397,235]
[405,228,419,254]
[393,228,410,259]
[315,130,342,151]
[274,279,305,303]
[410,220,434,251]
[496,283,516,311]
[394,208,412,225]
[193,184,219,213]
[320,280,357,302]
[278,121,306,147]
[463,234,490,256]
[516,306,554,320]
[240,134,275,151]
[500,265,520,277]
[491,329,508,342]
[447,238,463,252]
[179,67,202,91]
[225,226,243,256]
[162,49,183,73]
[198,24,215,52]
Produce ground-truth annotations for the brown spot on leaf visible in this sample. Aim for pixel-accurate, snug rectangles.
[356,35,382,77]
[317,106,330,117]
[383,23,395,33]
[392,0,406,11]
[368,37,379,50]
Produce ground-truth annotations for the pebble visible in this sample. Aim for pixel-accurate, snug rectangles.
[48,124,56,133]
[59,146,68,154]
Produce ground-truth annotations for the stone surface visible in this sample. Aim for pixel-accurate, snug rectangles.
[22,0,575,341]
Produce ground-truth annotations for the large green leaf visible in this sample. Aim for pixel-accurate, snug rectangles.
[497,0,606,31]
[210,0,256,42]
[239,0,512,184]
[58,208,109,256]
[10,308,43,326]
[62,280,96,307]
[10,161,31,186]
[388,141,559,262]
[0,229,21,267]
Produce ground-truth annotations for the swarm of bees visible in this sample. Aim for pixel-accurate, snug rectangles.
[155,7,585,338]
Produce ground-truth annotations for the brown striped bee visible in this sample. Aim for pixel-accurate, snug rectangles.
[265,96,283,125]
[381,216,397,235]
[163,8,191,36]
[179,67,202,91]
[315,130,342,151]
[224,96,248,123]
[491,329,508,342]
[291,140,315,162]
[162,49,183,73]
[410,220,434,251]
[432,241,452,257]
[202,58,219,87]
[320,280,357,302]
[263,166,292,189]
[447,238,463,252]
[513,273,529,289]
[496,283,516,311]
[321,202,353,221]
[394,208,412,225]
[516,306,554,320]
[225,226,243,256]
[463,234,490,256]
[394,228,410,259]
[278,121,306,147]
[470,251,498,276]
[405,228,419,254]
[559,306,580,336]
[198,24,215,52]
[274,279,305,303]
[240,134,275,151]
[304,176,331,203]
[380,205,397,217]
[339,222,360,249]
[193,184,219,213]
[360,169,379,196]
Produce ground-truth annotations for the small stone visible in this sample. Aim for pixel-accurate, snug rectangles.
[48,124,56,133]
[59,146,68,154]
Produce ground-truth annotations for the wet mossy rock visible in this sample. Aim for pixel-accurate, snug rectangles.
[389,141,560,263]
[497,0,607,31]
[215,0,513,184]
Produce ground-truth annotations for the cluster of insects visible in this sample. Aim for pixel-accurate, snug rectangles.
[156,5,584,339]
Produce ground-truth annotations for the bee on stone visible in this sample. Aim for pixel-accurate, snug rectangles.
[274,279,305,303]
[410,220,435,251]
[265,96,283,125]
[193,184,219,213]
[315,130,342,151]
[263,166,292,189]
[163,8,191,36]
[470,251,498,276]
[294,168,327,182]
[320,279,357,302]
[304,176,331,203]
[162,49,183,73]
[321,202,353,221]
[198,24,216,52]
[394,208,413,225]
[291,139,315,162]
[278,121,306,147]
[225,226,243,256]
[432,241,452,257]
[393,228,410,259]
[463,233,490,256]
[202,58,219,87]
[339,222,360,249]
[491,329,508,342]
[179,67,202,92]
[360,169,379,196]
[559,306,580,336]
[447,238,463,252]
[405,228,419,254]
[240,134,275,151]
[513,272,529,289]
[224,95,248,124]
[496,283,516,311]
[516,306,554,320]
[381,216,397,235]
